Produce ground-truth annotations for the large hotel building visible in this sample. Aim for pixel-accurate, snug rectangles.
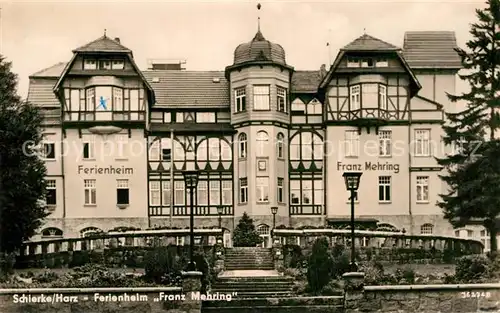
[26,26,494,249]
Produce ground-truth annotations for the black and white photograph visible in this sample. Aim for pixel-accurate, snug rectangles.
[0,0,499,312]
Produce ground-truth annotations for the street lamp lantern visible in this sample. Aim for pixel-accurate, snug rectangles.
[342,172,362,272]
[271,206,278,241]
[343,172,362,191]
[217,205,224,229]
[182,170,200,271]
[271,206,278,215]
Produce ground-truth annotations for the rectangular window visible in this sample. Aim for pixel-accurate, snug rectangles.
[86,88,95,111]
[239,178,248,204]
[290,180,300,204]
[379,85,387,110]
[46,180,57,205]
[82,135,94,159]
[130,89,139,112]
[84,179,96,205]
[197,181,208,205]
[347,57,360,68]
[175,112,184,123]
[83,59,97,70]
[162,181,171,206]
[256,177,269,202]
[113,87,123,111]
[112,60,125,70]
[222,180,232,205]
[277,86,287,112]
[350,85,360,110]
[379,130,392,157]
[378,176,391,202]
[302,180,312,204]
[253,85,270,110]
[210,181,220,205]
[277,178,284,203]
[235,87,246,112]
[345,130,359,157]
[361,58,374,68]
[42,143,55,159]
[70,89,80,112]
[174,181,184,205]
[162,148,171,161]
[149,181,160,206]
[314,180,323,205]
[376,59,389,67]
[415,129,431,156]
[117,179,129,205]
[196,112,216,123]
[416,176,429,202]
[467,230,474,238]
[99,60,112,70]
[362,83,378,108]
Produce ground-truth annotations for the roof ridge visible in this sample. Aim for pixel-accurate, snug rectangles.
[73,35,131,52]
[342,33,400,51]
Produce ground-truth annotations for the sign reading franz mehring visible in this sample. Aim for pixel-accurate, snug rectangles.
[78,165,134,175]
[337,161,400,173]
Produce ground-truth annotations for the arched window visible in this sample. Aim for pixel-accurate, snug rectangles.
[376,223,399,232]
[208,138,220,160]
[257,224,270,236]
[420,223,434,235]
[148,138,160,161]
[277,133,284,159]
[238,133,247,158]
[300,132,323,160]
[256,131,269,157]
[173,139,185,161]
[290,135,300,160]
[80,227,102,237]
[197,140,208,161]
[220,140,232,160]
[41,227,63,238]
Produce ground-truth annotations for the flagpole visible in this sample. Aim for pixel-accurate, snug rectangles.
[169,128,174,227]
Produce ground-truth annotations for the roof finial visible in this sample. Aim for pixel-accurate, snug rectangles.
[257,3,261,32]
[363,27,366,34]
[104,29,107,37]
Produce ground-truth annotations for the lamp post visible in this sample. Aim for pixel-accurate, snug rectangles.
[217,205,223,229]
[182,170,200,271]
[342,172,362,272]
[271,206,278,243]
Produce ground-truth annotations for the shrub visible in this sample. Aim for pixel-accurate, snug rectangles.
[455,255,491,283]
[362,261,385,285]
[144,246,182,285]
[331,250,351,278]
[320,279,342,296]
[0,253,15,280]
[394,266,416,284]
[286,245,305,268]
[307,237,334,293]
[233,212,262,247]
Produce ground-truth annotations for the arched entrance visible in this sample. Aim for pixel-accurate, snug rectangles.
[257,224,271,248]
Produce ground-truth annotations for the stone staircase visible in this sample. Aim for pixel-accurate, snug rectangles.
[224,247,274,270]
[210,275,295,298]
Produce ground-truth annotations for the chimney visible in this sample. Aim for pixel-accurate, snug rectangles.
[114,37,121,44]
[320,64,327,79]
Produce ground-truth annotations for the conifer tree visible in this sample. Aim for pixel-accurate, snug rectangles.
[437,0,500,252]
[0,56,48,255]
[232,212,263,247]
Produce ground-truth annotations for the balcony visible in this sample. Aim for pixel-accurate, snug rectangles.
[149,205,233,217]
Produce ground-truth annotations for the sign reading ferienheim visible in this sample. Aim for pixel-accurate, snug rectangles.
[77,165,134,175]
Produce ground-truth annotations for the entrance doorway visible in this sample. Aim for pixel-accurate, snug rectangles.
[257,224,271,248]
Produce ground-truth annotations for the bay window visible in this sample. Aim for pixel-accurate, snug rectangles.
[361,83,378,108]
[253,85,270,110]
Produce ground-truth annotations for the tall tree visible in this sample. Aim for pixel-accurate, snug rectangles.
[437,0,500,252]
[0,56,48,255]
[232,212,263,247]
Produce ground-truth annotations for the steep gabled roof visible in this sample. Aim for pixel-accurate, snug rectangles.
[319,33,421,96]
[27,78,59,107]
[342,34,400,51]
[403,31,462,69]
[291,70,322,94]
[30,62,67,78]
[73,35,131,53]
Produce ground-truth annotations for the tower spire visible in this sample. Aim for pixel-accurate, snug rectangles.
[257,3,261,32]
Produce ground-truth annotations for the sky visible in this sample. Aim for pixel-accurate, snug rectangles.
[0,0,485,99]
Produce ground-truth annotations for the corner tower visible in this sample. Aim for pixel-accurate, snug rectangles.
[225,20,294,240]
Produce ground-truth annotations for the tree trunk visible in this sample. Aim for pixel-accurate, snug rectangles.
[490,229,497,257]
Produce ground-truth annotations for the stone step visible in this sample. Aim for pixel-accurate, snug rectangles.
[212,281,294,287]
[225,262,274,266]
[225,258,273,261]
[211,291,294,299]
[202,305,345,312]
[212,285,293,291]
[202,296,344,308]
[217,276,294,282]
[225,266,275,270]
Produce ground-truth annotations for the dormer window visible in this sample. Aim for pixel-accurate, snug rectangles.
[347,57,360,68]
[99,60,112,70]
[84,59,97,70]
[376,59,389,67]
[112,60,125,70]
[361,58,374,68]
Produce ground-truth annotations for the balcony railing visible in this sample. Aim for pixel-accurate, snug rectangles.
[149,205,233,216]
[289,205,323,215]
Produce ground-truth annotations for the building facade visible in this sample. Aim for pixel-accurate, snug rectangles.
[28,28,492,249]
